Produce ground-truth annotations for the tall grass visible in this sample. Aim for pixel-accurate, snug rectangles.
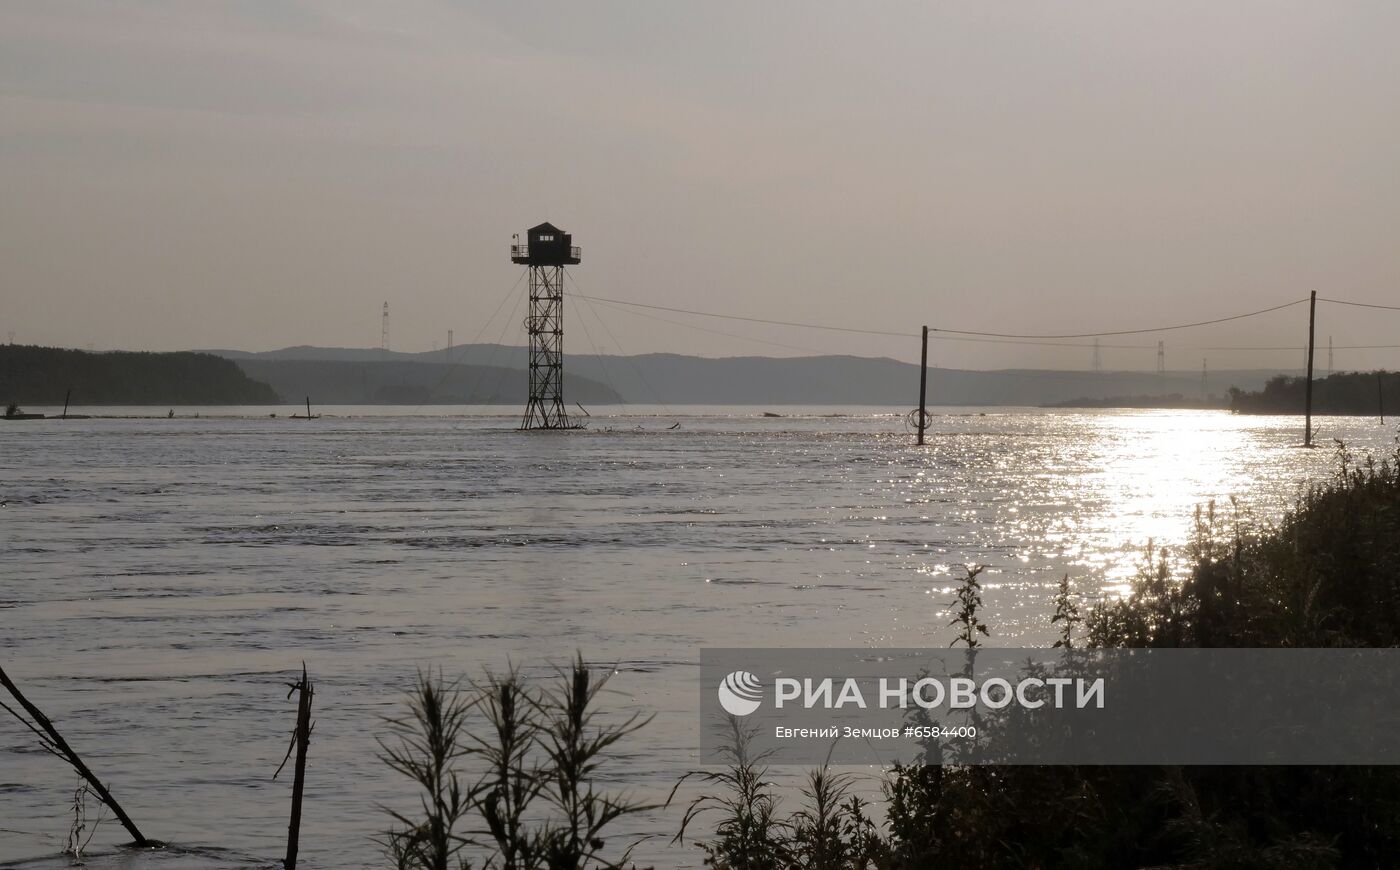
[378,670,475,870]
[378,657,652,870]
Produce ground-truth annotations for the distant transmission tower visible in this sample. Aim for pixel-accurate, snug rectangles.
[1327,335,1333,376]
[1201,358,1208,401]
[511,222,583,430]
[446,329,454,363]
[381,302,390,354]
[1091,338,1102,372]
[1156,340,1165,375]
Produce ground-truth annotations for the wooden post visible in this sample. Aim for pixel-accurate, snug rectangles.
[62,389,71,420]
[917,325,929,446]
[0,666,156,847]
[277,664,314,870]
[1304,291,1317,446]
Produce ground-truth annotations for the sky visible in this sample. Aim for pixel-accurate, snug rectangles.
[2,1,1398,371]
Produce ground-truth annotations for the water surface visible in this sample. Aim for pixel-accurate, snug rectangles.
[2,406,1393,867]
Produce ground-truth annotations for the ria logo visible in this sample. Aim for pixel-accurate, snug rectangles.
[718,671,764,716]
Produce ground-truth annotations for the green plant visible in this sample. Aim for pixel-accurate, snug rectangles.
[674,717,791,869]
[378,670,476,870]
[1050,573,1081,649]
[947,565,989,649]
[471,666,544,869]
[534,655,653,868]
[378,658,652,870]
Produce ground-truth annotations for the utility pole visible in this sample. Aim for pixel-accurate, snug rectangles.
[917,325,929,446]
[1304,290,1317,446]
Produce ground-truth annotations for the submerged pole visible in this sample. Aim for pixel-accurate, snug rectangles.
[278,664,314,870]
[1304,291,1316,446]
[917,325,929,446]
[0,666,155,847]
[62,388,71,420]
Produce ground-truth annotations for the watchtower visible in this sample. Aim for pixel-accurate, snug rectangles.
[511,222,582,429]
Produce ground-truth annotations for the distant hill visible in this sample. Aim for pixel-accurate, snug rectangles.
[234,358,623,405]
[1,345,279,405]
[207,344,1295,407]
[1231,371,1398,416]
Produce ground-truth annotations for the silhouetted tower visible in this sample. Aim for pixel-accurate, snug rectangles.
[1156,341,1165,375]
[1327,335,1333,376]
[1091,338,1102,372]
[1201,358,1208,401]
[381,302,390,354]
[512,222,582,430]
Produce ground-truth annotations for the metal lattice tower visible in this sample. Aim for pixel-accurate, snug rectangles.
[511,223,583,430]
[381,302,390,354]
[1091,338,1102,372]
[1156,340,1165,374]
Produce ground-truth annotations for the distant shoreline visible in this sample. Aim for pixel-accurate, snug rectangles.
[1041,393,1227,410]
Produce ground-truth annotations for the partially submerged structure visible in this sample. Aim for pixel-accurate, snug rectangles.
[511,222,583,430]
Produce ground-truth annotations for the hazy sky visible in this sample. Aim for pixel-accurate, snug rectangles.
[2,1,1398,370]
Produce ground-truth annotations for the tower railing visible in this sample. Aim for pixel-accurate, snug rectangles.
[510,245,582,260]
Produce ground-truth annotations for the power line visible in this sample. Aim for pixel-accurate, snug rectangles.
[588,300,1400,355]
[928,298,1309,339]
[573,293,911,338]
[1185,343,1400,351]
[589,297,836,355]
[586,293,1168,351]
[418,272,525,407]
[573,292,1312,342]
[566,289,622,399]
[1319,297,1400,312]
[565,275,675,414]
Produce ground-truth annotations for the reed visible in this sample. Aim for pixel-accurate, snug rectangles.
[378,658,652,870]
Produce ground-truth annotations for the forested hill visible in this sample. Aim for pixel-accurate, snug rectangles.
[0,345,280,405]
[1231,371,1398,415]
[234,358,624,405]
